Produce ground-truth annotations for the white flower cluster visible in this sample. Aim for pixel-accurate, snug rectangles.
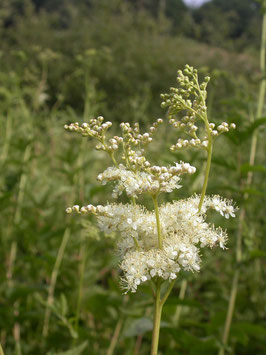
[201,195,237,218]
[120,250,180,292]
[67,195,237,293]
[97,162,196,198]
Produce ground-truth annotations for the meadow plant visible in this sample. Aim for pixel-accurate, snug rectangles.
[65,65,237,354]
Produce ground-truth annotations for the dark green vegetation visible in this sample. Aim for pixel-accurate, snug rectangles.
[0,0,265,354]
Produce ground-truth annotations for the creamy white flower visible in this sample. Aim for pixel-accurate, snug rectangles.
[96,163,196,198]
[67,194,235,292]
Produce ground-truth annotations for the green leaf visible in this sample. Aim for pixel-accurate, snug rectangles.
[124,317,153,337]
[189,337,218,355]
[241,188,264,196]
[47,341,88,355]
[230,322,266,345]
[237,117,266,143]
[249,249,266,259]
[241,163,266,174]
[211,156,236,170]
[233,322,266,336]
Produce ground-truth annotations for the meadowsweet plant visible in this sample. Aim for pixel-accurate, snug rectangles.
[65,65,237,355]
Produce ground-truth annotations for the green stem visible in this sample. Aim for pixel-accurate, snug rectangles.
[218,271,239,355]
[107,296,128,355]
[6,241,17,288]
[42,228,71,337]
[74,234,87,336]
[152,194,162,249]
[198,131,212,212]
[14,144,31,224]
[150,192,175,354]
[0,114,12,164]
[13,319,21,355]
[150,281,163,355]
[150,279,175,355]
[132,236,140,250]
[173,279,187,326]
[0,343,4,355]
[110,151,118,167]
[161,280,176,306]
[107,318,124,355]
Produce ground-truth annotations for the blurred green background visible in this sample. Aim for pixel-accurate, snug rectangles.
[0,0,265,354]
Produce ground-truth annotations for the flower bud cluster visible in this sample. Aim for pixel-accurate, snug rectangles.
[66,203,109,216]
[118,119,164,169]
[170,121,236,151]
[148,162,196,176]
[64,116,111,138]
[64,116,122,154]
[161,65,236,151]
[120,119,163,147]
[161,65,208,128]
[216,122,236,133]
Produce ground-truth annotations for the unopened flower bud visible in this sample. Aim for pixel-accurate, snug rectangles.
[72,205,80,212]
[80,207,87,214]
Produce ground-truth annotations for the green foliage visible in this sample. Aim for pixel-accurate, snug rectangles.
[0,0,265,354]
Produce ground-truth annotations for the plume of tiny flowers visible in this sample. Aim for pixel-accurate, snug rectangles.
[66,194,237,293]
[65,65,237,294]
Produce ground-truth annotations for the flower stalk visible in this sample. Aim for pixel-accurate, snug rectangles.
[150,280,163,355]
[42,228,71,337]
[0,343,4,355]
[198,130,212,212]
[152,194,163,249]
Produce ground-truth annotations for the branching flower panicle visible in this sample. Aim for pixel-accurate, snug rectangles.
[65,65,237,355]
